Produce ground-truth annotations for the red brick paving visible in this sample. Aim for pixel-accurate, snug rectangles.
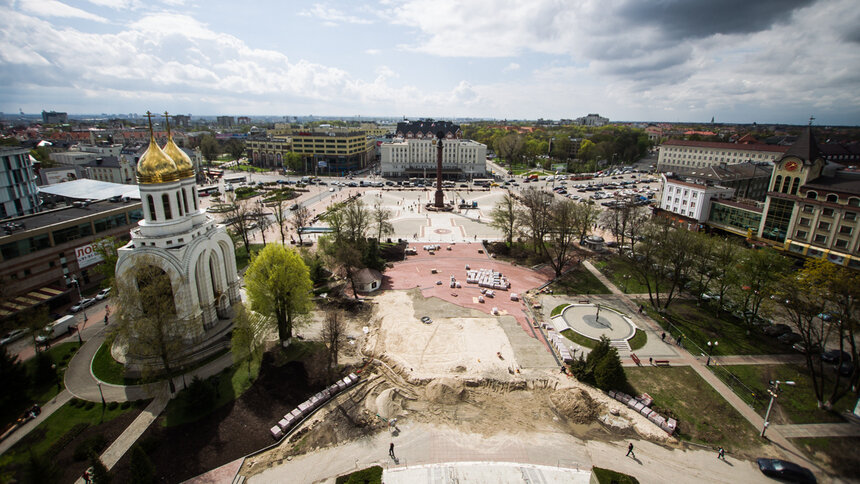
[383,243,552,337]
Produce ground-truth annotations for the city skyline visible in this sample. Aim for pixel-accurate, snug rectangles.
[1,0,859,125]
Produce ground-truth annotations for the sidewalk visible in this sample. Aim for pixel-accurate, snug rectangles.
[0,390,72,456]
[772,423,860,438]
[579,260,812,465]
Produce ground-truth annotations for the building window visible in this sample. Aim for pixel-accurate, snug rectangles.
[818,221,831,230]
[826,194,838,203]
[799,217,811,227]
[795,230,808,239]
[182,190,189,214]
[781,177,791,193]
[791,178,800,195]
[840,225,853,235]
[148,195,157,221]
[835,239,849,249]
[162,194,172,220]
[848,197,860,208]
[813,234,827,244]
[845,212,857,221]
[176,192,183,216]
[802,205,814,213]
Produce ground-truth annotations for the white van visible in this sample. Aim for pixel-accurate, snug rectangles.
[35,315,76,343]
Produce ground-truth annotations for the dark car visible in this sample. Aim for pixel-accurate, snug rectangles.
[756,458,816,483]
[821,349,851,364]
[762,324,791,337]
[835,361,854,377]
[777,332,803,345]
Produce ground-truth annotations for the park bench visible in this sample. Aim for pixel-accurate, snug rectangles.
[654,359,670,367]
[630,353,642,366]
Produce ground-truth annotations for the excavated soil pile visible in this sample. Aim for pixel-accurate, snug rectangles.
[549,388,601,424]
[374,388,406,419]
[425,378,467,404]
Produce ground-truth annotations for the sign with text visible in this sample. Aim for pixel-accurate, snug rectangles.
[75,243,104,268]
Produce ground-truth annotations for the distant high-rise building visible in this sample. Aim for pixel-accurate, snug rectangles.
[237,116,251,125]
[0,147,41,219]
[173,114,191,127]
[42,110,68,124]
[574,113,608,127]
[216,116,235,127]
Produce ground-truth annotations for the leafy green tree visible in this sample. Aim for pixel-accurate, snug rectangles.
[371,202,394,242]
[25,450,59,484]
[199,135,219,166]
[30,147,55,167]
[0,348,29,422]
[594,347,626,390]
[231,303,260,377]
[93,236,126,292]
[89,450,112,484]
[729,248,790,327]
[244,244,313,346]
[129,444,156,484]
[225,139,246,160]
[284,152,304,173]
[494,133,525,168]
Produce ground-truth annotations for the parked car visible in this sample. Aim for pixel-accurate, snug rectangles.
[821,349,851,364]
[777,332,802,345]
[835,361,854,377]
[762,324,791,337]
[70,298,95,313]
[1,329,28,346]
[756,458,816,483]
[792,342,823,355]
[420,316,432,324]
[95,287,111,300]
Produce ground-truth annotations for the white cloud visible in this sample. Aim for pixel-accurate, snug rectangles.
[503,63,520,72]
[299,4,372,25]
[19,0,108,22]
[365,49,381,55]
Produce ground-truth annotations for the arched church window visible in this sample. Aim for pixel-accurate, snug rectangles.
[791,178,800,195]
[147,195,157,221]
[773,175,782,192]
[193,190,198,210]
[806,191,817,199]
[176,192,183,216]
[182,189,189,214]
[826,194,838,203]
[781,176,791,193]
[162,194,172,220]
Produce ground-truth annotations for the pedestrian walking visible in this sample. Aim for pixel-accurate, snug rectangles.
[718,447,725,460]
[677,335,684,347]
[649,357,653,365]
[661,332,666,342]
[626,442,635,458]
[82,468,92,484]
[83,312,88,324]
[389,442,395,458]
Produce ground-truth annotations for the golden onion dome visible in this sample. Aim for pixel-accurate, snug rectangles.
[163,137,195,180]
[136,134,181,184]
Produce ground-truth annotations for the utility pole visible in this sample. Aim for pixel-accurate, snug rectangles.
[761,380,794,437]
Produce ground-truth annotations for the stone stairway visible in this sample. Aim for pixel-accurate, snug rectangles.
[610,339,631,353]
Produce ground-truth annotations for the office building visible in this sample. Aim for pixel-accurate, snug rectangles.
[0,147,40,219]
[657,139,787,173]
[380,138,487,179]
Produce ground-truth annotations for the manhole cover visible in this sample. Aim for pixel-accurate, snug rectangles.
[434,228,452,234]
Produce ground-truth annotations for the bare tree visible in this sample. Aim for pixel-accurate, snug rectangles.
[271,198,289,245]
[227,197,253,254]
[113,256,196,393]
[253,202,272,245]
[343,199,371,243]
[230,302,261,377]
[543,198,581,277]
[626,219,697,309]
[599,203,647,252]
[517,188,553,254]
[291,205,311,245]
[371,202,394,242]
[489,192,517,247]
[571,201,600,245]
[321,309,346,382]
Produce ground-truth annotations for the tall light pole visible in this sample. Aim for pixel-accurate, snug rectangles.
[706,340,718,366]
[761,380,794,437]
[96,380,106,408]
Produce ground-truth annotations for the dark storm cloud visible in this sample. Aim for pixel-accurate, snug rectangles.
[619,0,817,40]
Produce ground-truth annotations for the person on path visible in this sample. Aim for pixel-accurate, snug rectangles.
[82,468,92,484]
[626,442,635,458]
[718,447,725,460]
[661,332,666,342]
[389,442,395,458]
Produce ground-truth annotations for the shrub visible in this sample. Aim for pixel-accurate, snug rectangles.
[129,444,156,484]
[336,465,383,484]
[185,376,216,415]
[84,401,95,410]
[70,398,82,407]
[107,401,119,410]
[73,434,108,461]
[120,401,131,410]
[594,348,627,390]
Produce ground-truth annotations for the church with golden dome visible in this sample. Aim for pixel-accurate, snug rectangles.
[115,112,239,369]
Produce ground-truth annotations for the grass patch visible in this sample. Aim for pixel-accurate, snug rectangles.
[625,366,764,454]
[335,465,383,484]
[792,437,860,477]
[278,340,326,365]
[91,339,135,385]
[551,304,569,317]
[716,364,853,424]
[162,349,262,427]
[638,299,787,356]
[0,399,141,468]
[24,342,81,404]
[561,328,597,349]
[628,329,647,351]
[231,164,267,173]
[592,467,640,484]
[591,257,653,294]
[550,267,609,295]
[235,243,265,271]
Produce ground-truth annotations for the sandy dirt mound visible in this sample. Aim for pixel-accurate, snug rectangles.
[549,388,601,424]
[374,388,406,419]
[425,378,467,404]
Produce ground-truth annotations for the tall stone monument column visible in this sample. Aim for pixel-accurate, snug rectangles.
[434,130,445,208]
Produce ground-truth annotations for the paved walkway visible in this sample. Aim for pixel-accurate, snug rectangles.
[772,423,860,438]
[578,260,819,468]
[0,390,72,456]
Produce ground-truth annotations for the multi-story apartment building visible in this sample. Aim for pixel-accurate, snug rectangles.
[657,139,787,173]
[395,120,461,139]
[575,113,609,127]
[216,116,235,127]
[671,162,773,202]
[658,175,734,225]
[758,129,860,269]
[82,156,136,184]
[0,147,40,219]
[379,138,487,179]
[41,110,68,124]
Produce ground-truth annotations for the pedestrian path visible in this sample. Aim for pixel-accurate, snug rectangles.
[772,423,860,438]
[0,390,72,456]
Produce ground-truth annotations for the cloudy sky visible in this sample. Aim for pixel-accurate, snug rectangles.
[1,0,859,124]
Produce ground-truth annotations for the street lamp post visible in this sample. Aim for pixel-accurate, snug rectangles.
[706,340,718,366]
[51,363,61,391]
[761,380,794,437]
[69,276,82,301]
[96,380,106,408]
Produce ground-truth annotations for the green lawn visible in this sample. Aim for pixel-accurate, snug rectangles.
[639,299,787,356]
[91,339,136,385]
[551,304,568,317]
[550,268,610,295]
[25,342,81,404]
[590,257,653,294]
[336,465,382,484]
[625,366,766,455]
[792,437,860,478]
[628,329,647,351]
[561,328,597,349]
[592,467,639,484]
[0,399,141,468]
[717,364,853,424]
[235,243,265,271]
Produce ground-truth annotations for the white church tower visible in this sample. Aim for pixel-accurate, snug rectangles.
[116,112,240,348]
